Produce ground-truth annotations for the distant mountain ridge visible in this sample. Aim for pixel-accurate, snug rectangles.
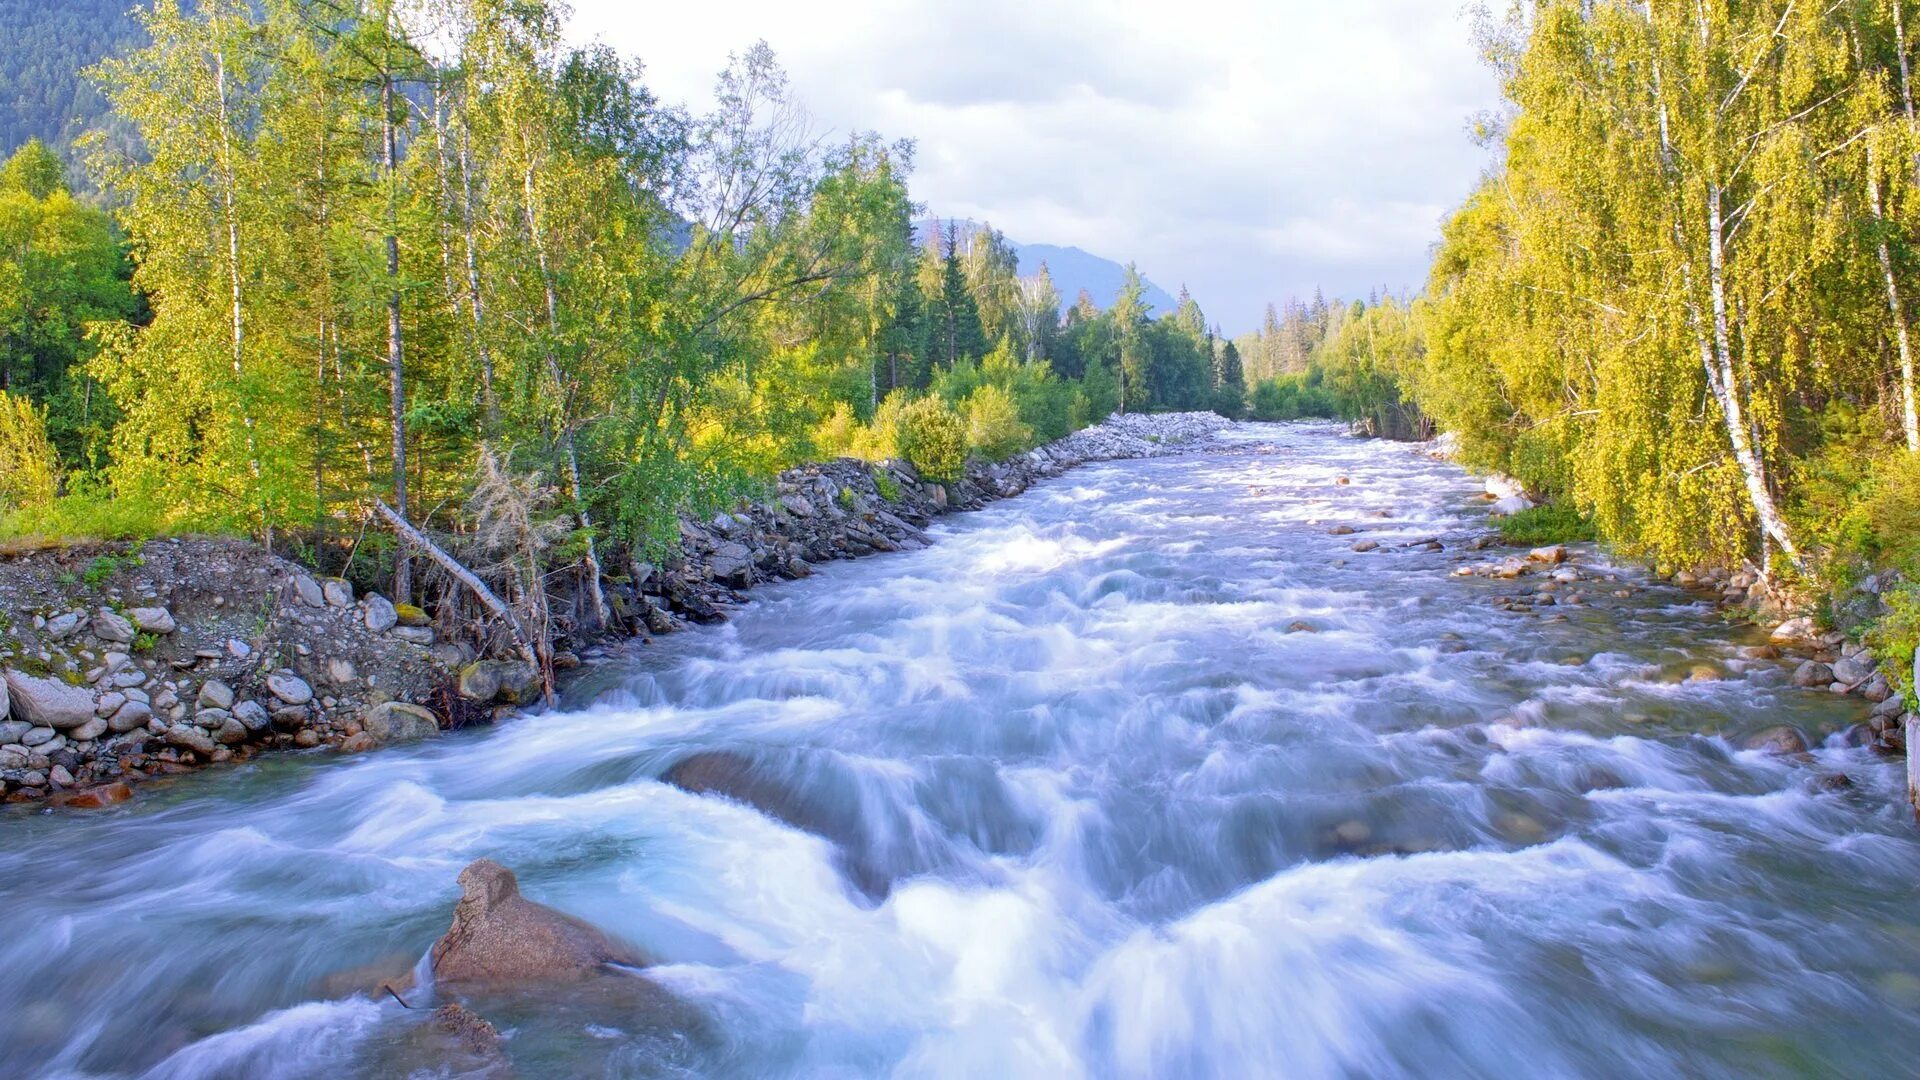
[920,217,1178,316]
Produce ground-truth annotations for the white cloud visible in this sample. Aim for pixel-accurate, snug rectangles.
[568,0,1501,334]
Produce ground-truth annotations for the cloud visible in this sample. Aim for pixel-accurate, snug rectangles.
[568,0,1501,334]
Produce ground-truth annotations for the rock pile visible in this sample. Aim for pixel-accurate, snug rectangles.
[1,413,1233,804]
[0,540,457,803]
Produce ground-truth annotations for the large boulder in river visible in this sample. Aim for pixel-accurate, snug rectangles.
[457,660,541,705]
[429,859,643,986]
[363,701,441,745]
[3,671,95,730]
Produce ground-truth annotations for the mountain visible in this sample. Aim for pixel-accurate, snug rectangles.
[1008,240,1177,316]
[920,217,1177,316]
[0,0,144,156]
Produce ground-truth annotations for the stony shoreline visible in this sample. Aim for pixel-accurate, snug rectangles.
[0,412,1231,807]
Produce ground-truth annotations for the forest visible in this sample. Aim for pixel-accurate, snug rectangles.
[0,0,1267,639]
[18,0,1920,677]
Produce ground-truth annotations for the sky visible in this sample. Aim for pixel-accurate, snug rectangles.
[568,0,1504,336]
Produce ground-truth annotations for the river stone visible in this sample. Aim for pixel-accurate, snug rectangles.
[267,673,313,706]
[429,859,644,986]
[45,612,83,640]
[165,725,217,755]
[129,607,176,634]
[68,716,108,742]
[1792,661,1834,688]
[213,716,248,745]
[21,726,56,747]
[363,594,398,633]
[322,578,354,607]
[290,574,326,608]
[0,674,8,721]
[198,680,235,710]
[91,610,135,644]
[458,661,540,705]
[363,702,440,744]
[232,700,270,733]
[108,700,152,733]
[1527,545,1567,564]
[0,720,27,744]
[390,626,435,646]
[1832,655,1876,686]
[4,672,97,730]
[54,781,133,809]
[1744,725,1810,755]
[327,658,356,685]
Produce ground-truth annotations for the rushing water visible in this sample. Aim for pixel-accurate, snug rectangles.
[5,422,1919,1079]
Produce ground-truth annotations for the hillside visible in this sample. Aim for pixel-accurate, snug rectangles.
[0,0,142,156]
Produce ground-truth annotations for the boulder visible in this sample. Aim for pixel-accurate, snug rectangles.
[214,716,249,745]
[458,660,541,706]
[233,700,270,733]
[390,626,435,646]
[1527,545,1567,564]
[92,610,135,644]
[322,578,354,607]
[1771,617,1817,645]
[165,725,218,756]
[4,672,96,730]
[1743,725,1810,755]
[1832,654,1876,686]
[69,717,107,742]
[198,680,235,710]
[363,701,440,744]
[267,672,314,706]
[44,612,83,640]
[52,782,134,810]
[1791,661,1834,688]
[0,719,27,744]
[290,575,327,608]
[128,607,176,634]
[394,603,431,628]
[429,859,644,985]
[364,594,399,633]
[108,700,152,734]
[1490,495,1534,516]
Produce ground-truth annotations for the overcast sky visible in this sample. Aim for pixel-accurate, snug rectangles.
[569,1,1502,336]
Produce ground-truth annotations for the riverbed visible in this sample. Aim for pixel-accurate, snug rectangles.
[5,422,1916,1079]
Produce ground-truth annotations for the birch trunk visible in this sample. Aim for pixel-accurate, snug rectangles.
[522,167,610,629]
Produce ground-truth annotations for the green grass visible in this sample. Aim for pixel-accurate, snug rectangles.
[872,471,901,503]
[1497,503,1594,546]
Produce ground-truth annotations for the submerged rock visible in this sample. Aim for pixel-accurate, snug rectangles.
[430,859,644,986]
[1743,725,1810,755]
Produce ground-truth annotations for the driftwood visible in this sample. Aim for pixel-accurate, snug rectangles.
[372,498,549,699]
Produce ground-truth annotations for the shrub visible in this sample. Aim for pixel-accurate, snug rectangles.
[897,397,968,483]
[873,470,901,502]
[0,391,60,512]
[813,402,859,458]
[1497,503,1595,546]
[965,384,1032,461]
[850,390,910,462]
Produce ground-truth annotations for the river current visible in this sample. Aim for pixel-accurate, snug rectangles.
[5,422,1919,1079]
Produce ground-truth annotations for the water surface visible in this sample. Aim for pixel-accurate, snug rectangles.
[5,422,1916,1079]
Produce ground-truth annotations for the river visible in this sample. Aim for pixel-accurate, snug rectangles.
[5,421,1918,1079]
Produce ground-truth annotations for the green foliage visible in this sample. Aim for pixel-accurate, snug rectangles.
[896,396,967,482]
[964,383,1031,461]
[1496,504,1595,547]
[872,470,901,502]
[0,390,59,511]
[1867,584,1920,706]
[1249,373,1337,421]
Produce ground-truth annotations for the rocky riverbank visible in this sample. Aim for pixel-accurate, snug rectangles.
[0,412,1231,806]
[1436,464,1902,763]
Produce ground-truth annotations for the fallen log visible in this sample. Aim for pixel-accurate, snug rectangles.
[371,498,551,703]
